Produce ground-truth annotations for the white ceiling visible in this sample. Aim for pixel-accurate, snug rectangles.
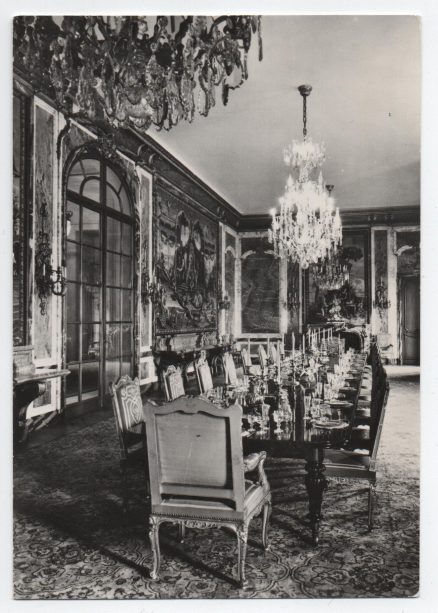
[152,15,421,214]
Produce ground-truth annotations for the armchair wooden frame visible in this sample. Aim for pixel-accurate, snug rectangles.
[162,365,185,402]
[109,375,148,511]
[145,396,271,588]
[325,376,390,530]
[194,350,214,395]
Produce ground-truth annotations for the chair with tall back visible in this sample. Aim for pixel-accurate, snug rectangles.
[325,372,390,530]
[258,344,269,371]
[222,350,238,386]
[240,347,261,376]
[269,342,278,365]
[145,396,271,588]
[162,365,185,402]
[109,375,148,511]
[195,350,214,395]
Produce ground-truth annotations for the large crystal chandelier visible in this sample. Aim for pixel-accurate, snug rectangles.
[268,85,342,269]
[313,242,351,292]
[13,16,262,132]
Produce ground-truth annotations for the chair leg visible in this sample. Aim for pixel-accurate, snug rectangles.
[178,523,186,543]
[262,500,272,551]
[368,483,376,531]
[237,525,248,589]
[121,460,128,514]
[149,517,161,580]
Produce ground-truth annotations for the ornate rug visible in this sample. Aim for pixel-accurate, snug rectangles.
[13,368,419,599]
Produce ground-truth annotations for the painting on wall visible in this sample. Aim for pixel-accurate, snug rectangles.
[307,229,370,325]
[154,184,218,334]
[241,236,280,333]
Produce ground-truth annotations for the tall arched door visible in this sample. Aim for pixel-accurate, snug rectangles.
[65,157,135,410]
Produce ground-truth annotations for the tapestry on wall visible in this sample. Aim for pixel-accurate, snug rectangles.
[308,230,369,325]
[241,236,279,333]
[154,184,218,334]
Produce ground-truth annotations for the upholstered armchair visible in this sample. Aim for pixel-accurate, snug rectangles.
[145,396,271,588]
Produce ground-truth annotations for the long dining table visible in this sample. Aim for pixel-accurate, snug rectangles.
[241,351,368,545]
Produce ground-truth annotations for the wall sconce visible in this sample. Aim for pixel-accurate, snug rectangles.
[35,196,67,315]
[373,278,391,310]
[65,209,73,237]
[141,270,162,308]
[218,295,231,310]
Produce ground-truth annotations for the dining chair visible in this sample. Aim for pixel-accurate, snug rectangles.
[195,350,214,395]
[325,373,390,530]
[222,350,239,386]
[162,365,185,402]
[269,342,278,365]
[240,347,261,376]
[109,375,148,511]
[145,396,272,588]
[258,344,269,371]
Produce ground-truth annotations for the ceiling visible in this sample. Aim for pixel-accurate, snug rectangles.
[152,15,421,215]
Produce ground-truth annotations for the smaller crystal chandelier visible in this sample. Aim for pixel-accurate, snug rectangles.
[269,85,342,269]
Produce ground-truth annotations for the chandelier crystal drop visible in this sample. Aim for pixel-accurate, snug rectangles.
[313,245,351,292]
[13,15,262,132]
[268,85,342,269]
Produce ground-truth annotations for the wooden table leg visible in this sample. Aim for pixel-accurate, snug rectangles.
[304,446,328,545]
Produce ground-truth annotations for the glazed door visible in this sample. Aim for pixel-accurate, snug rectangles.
[65,157,134,410]
[400,275,420,365]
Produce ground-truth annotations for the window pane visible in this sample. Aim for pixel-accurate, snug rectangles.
[119,186,131,215]
[106,166,121,192]
[121,289,132,321]
[121,255,132,288]
[82,207,100,247]
[121,358,132,377]
[121,222,132,255]
[66,282,80,322]
[106,251,121,287]
[82,324,100,361]
[106,288,121,321]
[81,158,100,176]
[67,162,84,194]
[82,362,99,394]
[121,324,133,356]
[106,185,121,211]
[82,285,101,322]
[106,217,121,253]
[82,246,101,285]
[82,178,100,202]
[66,324,79,362]
[66,363,80,397]
[105,359,120,391]
[66,241,80,280]
[106,324,121,358]
[66,202,80,242]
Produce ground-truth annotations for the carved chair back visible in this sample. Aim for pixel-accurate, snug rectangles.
[370,374,390,467]
[258,344,269,369]
[162,365,185,402]
[222,351,238,386]
[145,396,246,517]
[241,347,252,368]
[109,375,145,460]
[195,350,214,394]
[269,343,278,365]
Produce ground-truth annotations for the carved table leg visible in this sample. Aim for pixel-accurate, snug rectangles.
[13,381,46,447]
[304,446,328,546]
[262,500,272,551]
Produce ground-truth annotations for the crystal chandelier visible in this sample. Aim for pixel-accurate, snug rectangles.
[313,244,351,292]
[268,85,342,269]
[13,16,262,132]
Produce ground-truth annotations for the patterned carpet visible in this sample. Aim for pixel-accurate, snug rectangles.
[13,367,419,599]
